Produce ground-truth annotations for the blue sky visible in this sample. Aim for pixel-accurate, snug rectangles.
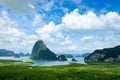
[0,0,120,54]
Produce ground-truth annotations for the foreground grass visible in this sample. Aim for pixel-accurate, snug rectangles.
[0,60,120,80]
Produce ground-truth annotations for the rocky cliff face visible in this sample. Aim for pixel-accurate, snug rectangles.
[84,45,120,62]
[31,40,57,60]
[58,55,67,61]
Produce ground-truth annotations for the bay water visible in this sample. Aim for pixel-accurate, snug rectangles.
[0,56,85,66]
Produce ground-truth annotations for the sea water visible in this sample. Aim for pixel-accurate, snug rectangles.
[0,56,85,66]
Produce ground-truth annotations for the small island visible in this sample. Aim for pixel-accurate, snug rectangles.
[30,40,57,60]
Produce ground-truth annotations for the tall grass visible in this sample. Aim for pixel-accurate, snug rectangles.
[0,60,120,80]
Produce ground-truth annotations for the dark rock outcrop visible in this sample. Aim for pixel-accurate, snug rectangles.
[31,40,57,60]
[14,54,20,58]
[85,45,120,62]
[18,53,30,56]
[71,58,77,61]
[0,49,15,56]
[58,55,67,61]
[19,53,24,56]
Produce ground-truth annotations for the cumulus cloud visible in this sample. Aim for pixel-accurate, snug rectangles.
[35,21,79,52]
[36,21,64,42]
[80,36,94,41]
[1,6,120,54]
[0,11,37,53]
[0,11,18,28]
[77,31,120,53]
[32,14,44,27]
[34,9,120,53]
[62,8,69,13]
[42,0,54,11]
[60,36,72,45]
[62,45,77,51]
[62,8,120,30]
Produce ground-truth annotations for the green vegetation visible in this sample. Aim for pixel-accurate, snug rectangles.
[31,40,57,60]
[85,45,120,62]
[0,59,22,63]
[0,59,32,66]
[0,60,120,80]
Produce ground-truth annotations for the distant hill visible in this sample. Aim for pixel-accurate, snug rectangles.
[0,49,15,56]
[85,45,120,62]
[81,53,90,57]
[24,53,31,56]
[0,49,30,57]
[18,53,30,56]
[63,54,73,58]
[31,40,57,60]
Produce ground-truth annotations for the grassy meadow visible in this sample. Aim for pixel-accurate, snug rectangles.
[0,60,120,80]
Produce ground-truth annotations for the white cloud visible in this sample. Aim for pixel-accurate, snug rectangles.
[0,11,37,53]
[32,14,44,27]
[42,0,54,11]
[60,36,72,45]
[28,4,35,9]
[62,7,69,13]
[0,7,120,54]
[35,9,120,53]
[62,8,120,30]
[35,21,79,53]
[62,45,77,51]
[0,11,18,28]
[76,31,120,53]
[36,21,64,42]
[80,36,94,41]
